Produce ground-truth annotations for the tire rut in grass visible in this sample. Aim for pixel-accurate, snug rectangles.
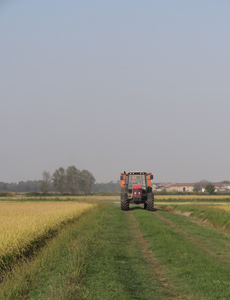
[152,210,230,267]
[133,208,230,299]
[83,207,168,300]
[128,212,181,300]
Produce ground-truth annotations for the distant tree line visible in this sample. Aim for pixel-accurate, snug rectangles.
[40,166,96,195]
[0,166,96,195]
[92,181,120,193]
[0,180,45,193]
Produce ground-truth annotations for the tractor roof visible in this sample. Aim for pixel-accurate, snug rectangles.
[127,171,147,175]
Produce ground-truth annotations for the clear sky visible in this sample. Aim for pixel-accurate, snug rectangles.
[1,1,230,183]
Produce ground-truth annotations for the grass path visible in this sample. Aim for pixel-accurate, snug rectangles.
[2,203,230,299]
[77,206,174,300]
[0,204,173,300]
[127,212,180,299]
[133,207,230,300]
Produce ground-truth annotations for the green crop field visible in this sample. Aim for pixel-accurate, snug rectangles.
[1,197,230,299]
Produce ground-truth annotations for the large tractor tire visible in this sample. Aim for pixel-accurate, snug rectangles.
[146,192,154,211]
[121,188,129,211]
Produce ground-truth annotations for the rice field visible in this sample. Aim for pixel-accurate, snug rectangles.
[206,204,230,211]
[0,201,94,272]
[0,195,119,202]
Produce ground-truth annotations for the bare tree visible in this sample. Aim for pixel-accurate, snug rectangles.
[40,171,51,194]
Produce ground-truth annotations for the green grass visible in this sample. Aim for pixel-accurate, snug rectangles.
[166,204,230,230]
[157,209,230,264]
[0,204,168,300]
[3,201,230,300]
[134,208,230,300]
[81,207,171,300]
[156,198,230,203]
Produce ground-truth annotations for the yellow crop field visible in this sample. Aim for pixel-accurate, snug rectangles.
[0,195,119,201]
[0,202,94,269]
[203,204,230,212]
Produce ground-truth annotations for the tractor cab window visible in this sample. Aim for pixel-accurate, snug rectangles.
[128,174,146,189]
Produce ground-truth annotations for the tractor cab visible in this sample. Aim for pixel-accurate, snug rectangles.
[127,173,147,200]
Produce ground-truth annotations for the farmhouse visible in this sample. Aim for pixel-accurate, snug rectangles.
[201,183,228,193]
[152,182,171,191]
[159,182,230,193]
[167,183,195,192]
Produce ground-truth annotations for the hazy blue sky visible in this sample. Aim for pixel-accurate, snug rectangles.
[1,1,230,183]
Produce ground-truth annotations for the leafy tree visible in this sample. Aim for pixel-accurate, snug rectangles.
[66,166,80,195]
[40,171,51,194]
[0,181,42,192]
[52,167,66,194]
[193,183,201,193]
[0,182,7,191]
[80,169,95,194]
[205,183,215,194]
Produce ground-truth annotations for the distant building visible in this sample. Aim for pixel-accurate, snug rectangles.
[164,182,229,193]
[167,183,195,192]
[152,184,157,191]
[201,183,227,193]
[153,182,171,191]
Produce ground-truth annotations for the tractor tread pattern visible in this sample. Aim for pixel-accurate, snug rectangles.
[146,192,154,211]
[121,188,129,211]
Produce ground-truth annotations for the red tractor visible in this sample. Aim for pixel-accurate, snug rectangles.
[120,171,154,211]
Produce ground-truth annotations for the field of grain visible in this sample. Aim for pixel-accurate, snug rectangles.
[207,204,230,211]
[2,199,230,299]
[0,195,119,202]
[0,201,94,272]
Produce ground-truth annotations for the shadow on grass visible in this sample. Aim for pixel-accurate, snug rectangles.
[129,206,143,211]
[129,206,158,212]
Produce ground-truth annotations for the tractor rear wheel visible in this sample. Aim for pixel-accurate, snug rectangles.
[146,192,154,211]
[121,188,129,211]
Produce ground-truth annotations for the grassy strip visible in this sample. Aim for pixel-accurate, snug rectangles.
[0,204,168,300]
[134,209,230,300]
[81,207,170,300]
[155,198,230,203]
[157,209,230,265]
[166,204,230,230]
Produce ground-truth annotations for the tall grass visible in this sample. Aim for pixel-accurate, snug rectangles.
[164,203,230,231]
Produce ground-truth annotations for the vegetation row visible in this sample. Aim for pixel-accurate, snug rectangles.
[0,201,93,280]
